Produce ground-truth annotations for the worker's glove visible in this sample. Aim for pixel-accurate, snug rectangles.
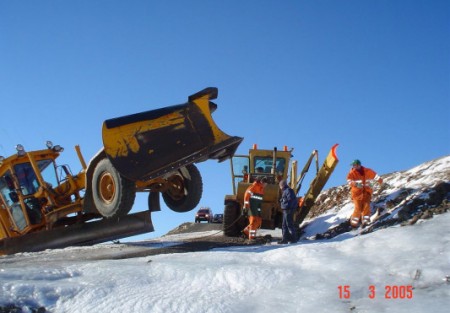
[242,208,248,217]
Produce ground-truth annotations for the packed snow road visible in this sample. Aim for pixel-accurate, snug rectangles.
[1,213,449,313]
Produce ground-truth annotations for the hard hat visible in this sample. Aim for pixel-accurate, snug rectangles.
[351,159,361,166]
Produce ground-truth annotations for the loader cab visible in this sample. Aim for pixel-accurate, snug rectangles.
[0,161,58,234]
[229,146,292,195]
[0,152,61,236]
[0,171,41,233]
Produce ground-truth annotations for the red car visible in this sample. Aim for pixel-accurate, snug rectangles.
[195,208,213,223]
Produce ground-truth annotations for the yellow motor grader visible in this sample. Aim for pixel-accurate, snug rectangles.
[0,87,242,254]
[223,144,339,236]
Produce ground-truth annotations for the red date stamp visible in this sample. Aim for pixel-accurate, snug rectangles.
[338,285,413,299]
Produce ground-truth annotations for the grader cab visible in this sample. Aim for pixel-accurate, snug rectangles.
[0,87,242,255]
[223,144,339,236]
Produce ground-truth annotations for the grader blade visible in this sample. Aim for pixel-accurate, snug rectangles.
[296,144,339,225]
[102,87,243,181]
[0,211,153,255]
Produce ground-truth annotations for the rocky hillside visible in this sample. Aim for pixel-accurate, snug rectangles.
[302,155,450,239]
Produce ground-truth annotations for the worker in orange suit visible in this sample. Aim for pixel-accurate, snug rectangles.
[347,160,383,228]
[242,176,267,240]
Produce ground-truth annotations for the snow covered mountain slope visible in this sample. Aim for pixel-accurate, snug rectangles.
[302,155,450,239]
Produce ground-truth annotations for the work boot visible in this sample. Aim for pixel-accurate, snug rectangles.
[289,237,298,244]
[277,239,289,244]
[361,216,370,228]
[350,217,360,229]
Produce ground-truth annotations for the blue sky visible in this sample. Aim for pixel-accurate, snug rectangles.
[1,0,449,238]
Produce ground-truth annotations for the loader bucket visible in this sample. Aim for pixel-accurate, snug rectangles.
[102,87,243,181]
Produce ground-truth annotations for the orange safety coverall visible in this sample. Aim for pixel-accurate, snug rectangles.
[347,166,382,227]
[242,181,264,239]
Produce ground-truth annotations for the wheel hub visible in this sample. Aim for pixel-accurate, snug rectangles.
[99,172,116,204]
[166,175,185,200]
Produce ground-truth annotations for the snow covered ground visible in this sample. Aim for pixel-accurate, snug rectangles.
[1,156,449,313]
[1,211,449,313]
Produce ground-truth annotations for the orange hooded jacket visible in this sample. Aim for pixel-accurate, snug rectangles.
[347,166,382,201]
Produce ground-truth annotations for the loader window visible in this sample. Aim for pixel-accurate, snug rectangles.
[14,163,38,195]
[11,203,27,231]
[231,156,250,194]
[14,160,57,196]
[38,160,58,188]
[0,173,28,231]
[0,173,15,206]
[231,156,250,178]
[254,157,286,175]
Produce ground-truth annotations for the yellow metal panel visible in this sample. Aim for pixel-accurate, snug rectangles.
[102,111,185,159]
[192,96,230,144]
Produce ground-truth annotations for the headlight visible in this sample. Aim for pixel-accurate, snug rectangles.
[53,145,64,152]
[15,144,26,156]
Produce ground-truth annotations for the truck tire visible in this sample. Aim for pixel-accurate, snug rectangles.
[223,202,244,237]
[163,164,202,213]
[92,158,136,218]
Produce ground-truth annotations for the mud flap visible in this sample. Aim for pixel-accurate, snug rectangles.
[0,211,153,255]
[296,144,339,225]
[102,87,243,181]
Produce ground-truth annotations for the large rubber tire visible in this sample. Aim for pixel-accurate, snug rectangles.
[162,164,202,213]
[92,158,136,218]
[223,202,245,237]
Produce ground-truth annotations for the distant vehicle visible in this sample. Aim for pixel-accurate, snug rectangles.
[212,214,223,223]
[195,207,213,223]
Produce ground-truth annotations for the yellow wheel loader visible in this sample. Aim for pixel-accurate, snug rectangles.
[0,87,242,255]
[223,144,339,237]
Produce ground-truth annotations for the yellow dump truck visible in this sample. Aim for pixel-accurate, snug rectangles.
[223,144,339,236]
[0,87,242,254]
